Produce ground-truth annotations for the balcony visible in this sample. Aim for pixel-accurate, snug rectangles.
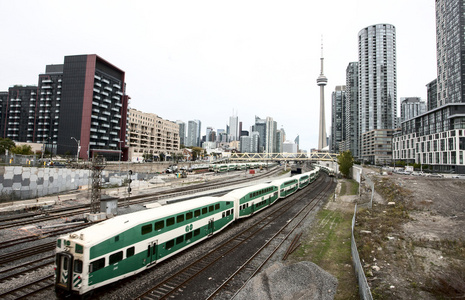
[42,85,52,89]
[100,104,108,109]
[42,79,52,84]
[102,78,110,84]
[103,111,110,116]
[112,95,120,100]
[111,107,120,112]
[104,86,112,92]
[93,88,100,93]
[101,91,109,97]
[94,74,101,80]
[94,82,102,87]
[90,128,97,132]
[103,99,111,104]
[93,95,101,100]
[92,121,99,126]
[99,116,107,121]
[92,108,100,113]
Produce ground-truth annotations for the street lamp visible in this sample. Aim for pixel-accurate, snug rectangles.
[71,137,80,162]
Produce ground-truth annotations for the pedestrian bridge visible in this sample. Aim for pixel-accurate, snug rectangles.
[229,152,338,162]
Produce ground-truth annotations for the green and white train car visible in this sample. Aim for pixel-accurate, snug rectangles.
[55,196,234,297]
[221,183,280,219]
[271,177,299,199]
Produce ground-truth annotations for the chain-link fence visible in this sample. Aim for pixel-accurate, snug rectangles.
[351,203,373,300]
[351,165,373,299]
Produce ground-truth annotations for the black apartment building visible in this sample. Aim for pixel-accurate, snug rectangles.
[0,54,129,160]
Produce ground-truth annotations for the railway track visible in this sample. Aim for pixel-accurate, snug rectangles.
[0,274,54,299]
[208,178,335,299]
[133,174,334,299]
[0,167,281,230]
[0,167,283,298]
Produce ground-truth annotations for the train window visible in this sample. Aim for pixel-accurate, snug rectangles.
[186,232,193,240]
[115,235,119,242]
[74,259,83,273]
[63,256,68,271]
[222,212,225,218]
[177,214,184,223]
[166,240,174,249]
[226,201,231,205]
[226,210,230,216]
[90,258,105,273]
[209,205,214,212]
[193,228,200,236]
[194,210,200,217]
[176,236,184,244]
[127,246,135,258]
[141,224,152,235]
[166,217,175,226]
[186,212,193,220]
[75,243,83,254]
[155,220,164,231]
[57,239,61,248]
[215,204,220,210]
[202,207,207,214]
[110,251,123,265]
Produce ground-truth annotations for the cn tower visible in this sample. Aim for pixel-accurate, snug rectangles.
[316,40,328,150]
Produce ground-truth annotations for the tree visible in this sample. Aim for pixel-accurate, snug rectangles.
[10,145,33,155]
[0,138,15,155]
[191,147,203,161]
[337,150,354,178]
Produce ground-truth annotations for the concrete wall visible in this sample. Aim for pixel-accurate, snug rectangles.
[0,166,110,200]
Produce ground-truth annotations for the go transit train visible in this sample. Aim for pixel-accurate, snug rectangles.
[54,167,320,297]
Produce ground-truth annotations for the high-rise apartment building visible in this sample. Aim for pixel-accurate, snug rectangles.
[187,119,201,147]
[331,85,346,153]
[393,0,465,173]
[265,117,277,153]
[240,131,259,153]
[176,120,186,146]
[229,113,239,141]
[344,62,359,157]
[436,0,465,107]
[400,97,426,122]
[358,24,397,162]
[426,79,438,111]
[0,54,129,160]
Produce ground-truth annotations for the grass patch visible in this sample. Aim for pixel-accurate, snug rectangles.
[339,179,359,196]
[291,208,358,300]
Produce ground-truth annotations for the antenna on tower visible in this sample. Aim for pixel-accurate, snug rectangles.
[321,35,324,58]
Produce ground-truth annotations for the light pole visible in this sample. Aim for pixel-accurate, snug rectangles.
[71,137,80,162]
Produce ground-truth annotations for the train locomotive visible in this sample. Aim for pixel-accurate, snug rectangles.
[54,167,320,297]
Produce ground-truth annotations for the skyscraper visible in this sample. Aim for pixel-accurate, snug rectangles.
[331,85,346,153]
[358,24,397,162]
[265,117,277,153]
[345,62,359,158]
[252,116,266,152]
[358,24,397,133]
[317,42,328,150]
[400,97,426,122]
[187,120,201,147]
[176,120,186,146]
[229,112,239,141]
[436,0,465,107]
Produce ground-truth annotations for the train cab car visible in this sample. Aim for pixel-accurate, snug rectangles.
[271,177,299,199]
[55,196,234,297]
[221,183,279,219]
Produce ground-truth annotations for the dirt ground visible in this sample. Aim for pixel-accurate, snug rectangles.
[356,170,465,299]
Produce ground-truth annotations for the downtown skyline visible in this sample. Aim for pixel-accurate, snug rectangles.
[0,1,437,152]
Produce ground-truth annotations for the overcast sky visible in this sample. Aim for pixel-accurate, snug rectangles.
[0,0,437,152]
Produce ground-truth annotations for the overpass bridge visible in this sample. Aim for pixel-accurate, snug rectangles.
[228,152,338,162]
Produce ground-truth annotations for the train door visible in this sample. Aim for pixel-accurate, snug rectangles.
[147,240,158,265]
[55,252,73,291]
[207,218,214,236]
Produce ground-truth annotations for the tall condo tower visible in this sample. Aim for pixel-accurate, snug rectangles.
[317,40,328,150]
